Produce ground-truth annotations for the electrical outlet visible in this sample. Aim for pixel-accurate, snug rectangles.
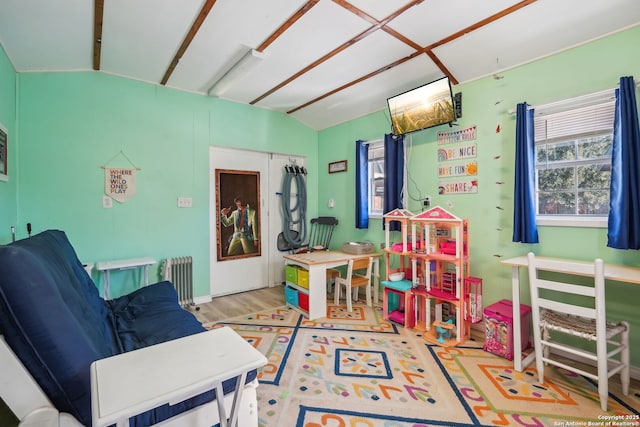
[177,197,193,208]
[102,196,113,209]
[423,196,431,207]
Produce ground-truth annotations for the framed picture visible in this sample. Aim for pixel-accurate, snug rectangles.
[215,169,261,261]
[328,160,347,174]
[0,124,7,182]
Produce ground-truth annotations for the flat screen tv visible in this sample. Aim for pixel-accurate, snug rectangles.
[387,76,456,136]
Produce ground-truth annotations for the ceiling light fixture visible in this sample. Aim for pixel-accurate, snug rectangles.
[208,49,265,97]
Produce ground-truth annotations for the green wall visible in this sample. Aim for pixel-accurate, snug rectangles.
[1,24,638,366]
[13,72,317,297]
[0,45,16,240]
[318,25,640,365]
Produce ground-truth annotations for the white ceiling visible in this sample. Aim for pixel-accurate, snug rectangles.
[1,0,639,130]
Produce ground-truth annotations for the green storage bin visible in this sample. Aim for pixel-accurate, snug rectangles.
[285,265,298,283]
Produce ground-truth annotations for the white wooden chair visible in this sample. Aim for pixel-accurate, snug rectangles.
[333,257,373,312]
[526,252,630,411]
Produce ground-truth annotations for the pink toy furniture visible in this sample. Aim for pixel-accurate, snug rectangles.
[382,279,414,328]
[483,299,531,360]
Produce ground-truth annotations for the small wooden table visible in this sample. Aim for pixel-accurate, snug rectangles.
[283,251,381,320]
[90,326,267,427]
[96,257,156,299]
[500,255,640,372]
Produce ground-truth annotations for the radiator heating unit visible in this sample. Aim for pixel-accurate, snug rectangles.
[161,256,199,311]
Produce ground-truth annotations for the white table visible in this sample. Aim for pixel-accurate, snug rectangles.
[96,257,156,299]
[90,326,267,427]
[283,251,381,320]
[500,255,640,372]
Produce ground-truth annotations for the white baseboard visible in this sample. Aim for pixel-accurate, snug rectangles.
[193,295,213,305]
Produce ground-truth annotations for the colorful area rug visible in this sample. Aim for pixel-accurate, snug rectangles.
[205,303,639,427]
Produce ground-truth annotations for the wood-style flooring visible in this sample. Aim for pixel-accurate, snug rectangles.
[194,285,286,324]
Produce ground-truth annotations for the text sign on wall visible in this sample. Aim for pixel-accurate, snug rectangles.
[438,161,477,178]
[438,180,478,195]
[437,143,477,162]
[105,168,137,203]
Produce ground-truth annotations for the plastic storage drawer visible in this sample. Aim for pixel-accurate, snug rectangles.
[296,269,309,289]
[298,292,309,311]
[285,265,298,283]
[285,285,299,307]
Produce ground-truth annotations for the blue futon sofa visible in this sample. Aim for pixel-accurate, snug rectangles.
[0,230,257,426]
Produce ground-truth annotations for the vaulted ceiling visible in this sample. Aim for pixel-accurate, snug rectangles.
[1,0,639,130]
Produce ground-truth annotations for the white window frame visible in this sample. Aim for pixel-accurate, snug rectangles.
[533,90,615,228]
[367,141,384,219]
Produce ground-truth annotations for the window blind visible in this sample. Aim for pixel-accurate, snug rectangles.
[533,91,615,143]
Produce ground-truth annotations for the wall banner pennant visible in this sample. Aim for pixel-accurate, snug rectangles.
[105,167,137,203]
[438,125,477,145]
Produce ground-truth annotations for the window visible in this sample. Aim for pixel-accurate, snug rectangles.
[534,95,615,226]
[368,142,384,217]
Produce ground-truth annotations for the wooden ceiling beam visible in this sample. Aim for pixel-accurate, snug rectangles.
[287,49,425,114]
[93,0,104,70]
[160,0,218,86]
[250,24,380,105]
[334,0,454,81]
[429,0,537,50]
[257,0,320,53]
[287,0,538,115]
[251,0,424,106]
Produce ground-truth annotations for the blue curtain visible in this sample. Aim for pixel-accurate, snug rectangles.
[607,76,640,249]
[355,140,369,229]
[383,133,404,232]
[512,102,539,243]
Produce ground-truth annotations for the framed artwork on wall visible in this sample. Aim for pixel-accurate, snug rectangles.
[328,160,347,173]
[0,124,7,182]
[215,169,261,261]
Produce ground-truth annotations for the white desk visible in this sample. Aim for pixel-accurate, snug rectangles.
[90,326,267,427]
[283,251,381,320]
[96,257,156,299]
[500,255,640,372]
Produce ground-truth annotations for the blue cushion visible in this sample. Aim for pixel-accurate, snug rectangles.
[0,230,117,425]
[109,281,205,351]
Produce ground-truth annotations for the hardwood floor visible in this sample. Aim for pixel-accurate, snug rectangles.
[194,285,286,324]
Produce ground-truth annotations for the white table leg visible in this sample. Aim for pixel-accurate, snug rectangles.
[215,371,247,427]
[511,265,535,371]
[307,265,327,319]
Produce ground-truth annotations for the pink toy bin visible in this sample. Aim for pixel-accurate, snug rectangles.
[483,299,531,360]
